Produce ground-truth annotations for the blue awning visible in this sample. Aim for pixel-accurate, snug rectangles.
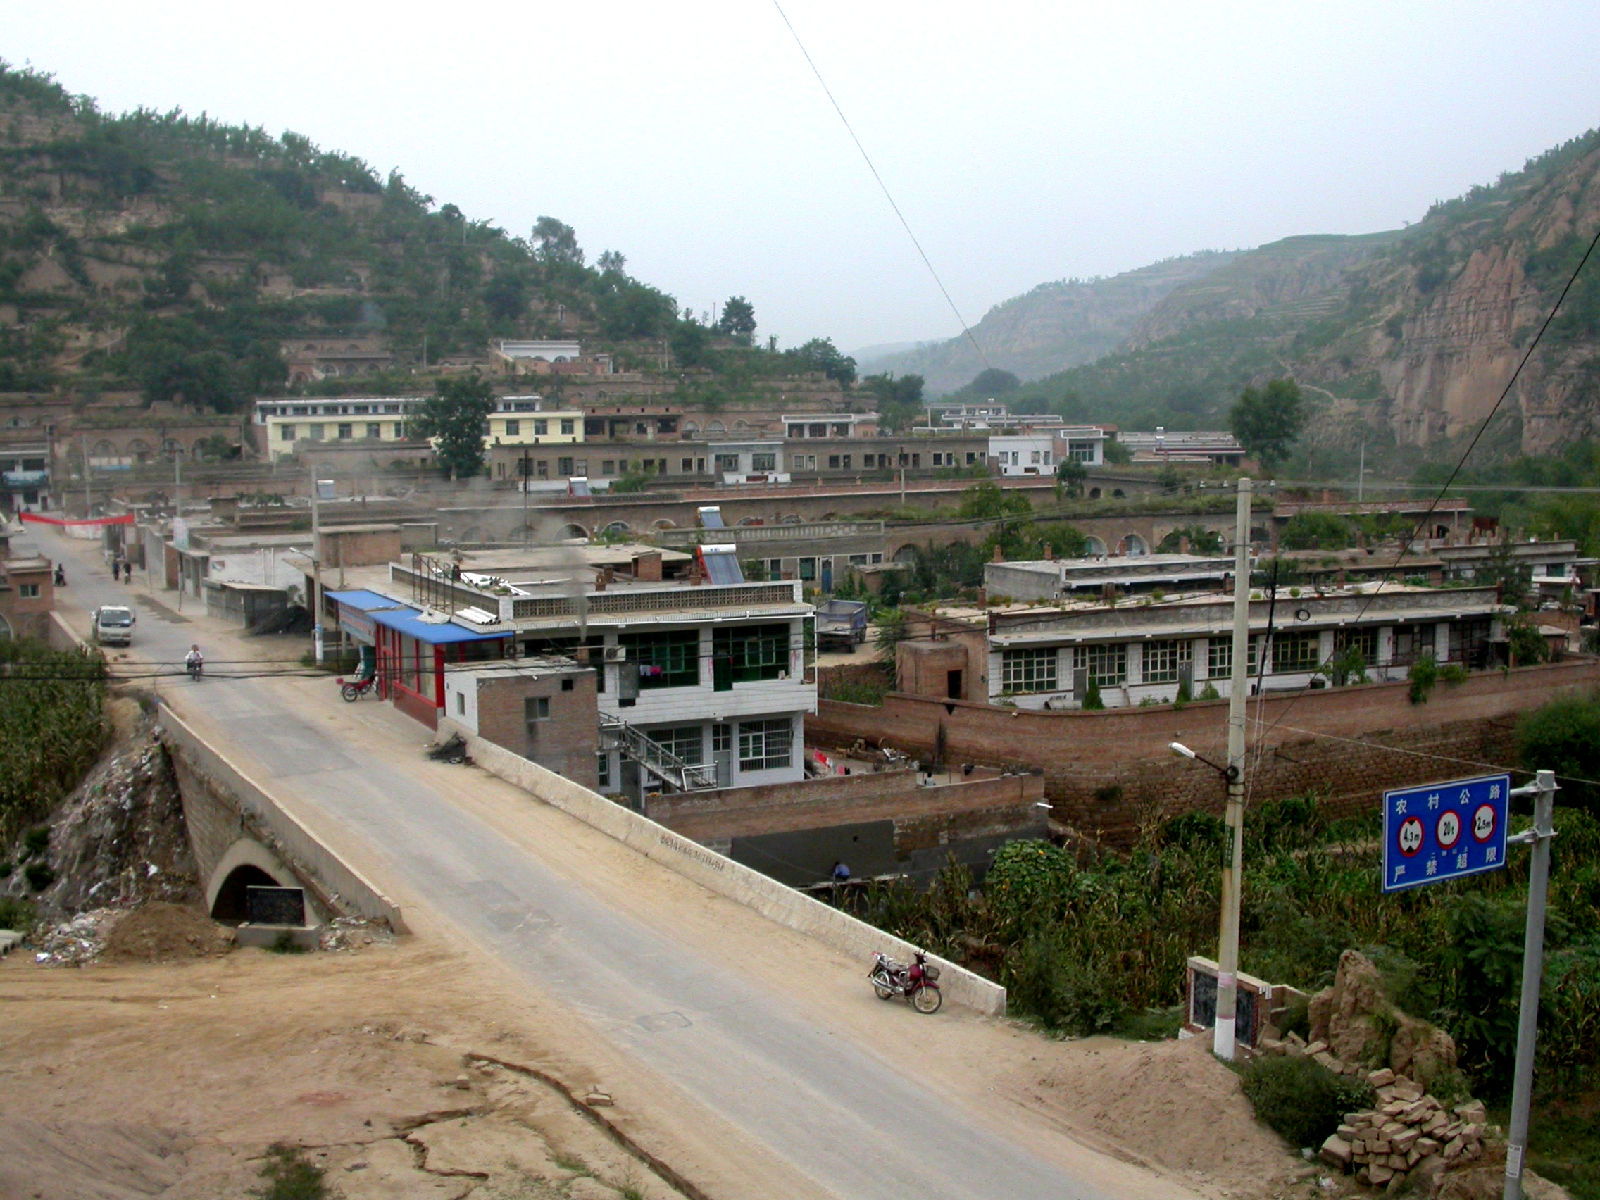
[370,607,508,644]
[326,589,408,611]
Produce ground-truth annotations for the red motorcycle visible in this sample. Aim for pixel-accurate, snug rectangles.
[869,950,942,1014]
[338,672,379,702]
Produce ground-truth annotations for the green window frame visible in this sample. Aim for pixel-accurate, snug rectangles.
[1085,643,1127,686]
[1001,648,1056,693]
[1142,639,1192,684]
[713,623,789,690]
[621,629,699,689]
[1272,631,1321,674]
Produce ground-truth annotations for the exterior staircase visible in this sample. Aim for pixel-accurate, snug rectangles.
[599,715,719,793]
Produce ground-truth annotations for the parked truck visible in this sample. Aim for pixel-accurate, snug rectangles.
[816,599,869,653]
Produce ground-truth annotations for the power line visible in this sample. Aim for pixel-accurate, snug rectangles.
[771,2,990,373]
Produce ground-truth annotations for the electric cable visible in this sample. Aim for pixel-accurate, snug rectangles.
[771,1,991,373]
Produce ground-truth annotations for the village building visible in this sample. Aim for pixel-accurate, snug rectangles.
[895,560,1507,710]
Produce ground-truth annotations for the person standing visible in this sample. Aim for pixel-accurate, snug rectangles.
[111,558,120,582]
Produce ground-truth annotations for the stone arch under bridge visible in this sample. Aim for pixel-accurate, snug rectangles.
[205,837,308,923]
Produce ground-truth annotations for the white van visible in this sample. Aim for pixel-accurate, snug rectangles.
[91,605,136,646]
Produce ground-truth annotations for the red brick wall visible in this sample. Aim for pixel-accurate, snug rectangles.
[645,768,1043,842]
[809,659,1600,842]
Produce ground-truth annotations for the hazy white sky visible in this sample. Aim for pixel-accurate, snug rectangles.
[7,2,1599,354]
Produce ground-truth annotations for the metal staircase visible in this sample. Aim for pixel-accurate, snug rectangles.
[599,716,719,792]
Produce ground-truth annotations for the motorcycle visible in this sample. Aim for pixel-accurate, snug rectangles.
[185,656,203,680]
[869,950,943,1014]
[338,672,379,702]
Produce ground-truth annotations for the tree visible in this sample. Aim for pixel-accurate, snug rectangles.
[958,481,1031,521]
[1102,439,1133,465]
[1229,378,1305,471]
[861,372,924,431]
[968,367,1020,395]
[1517,695,1600,816]
[716,296,756,344]
[408,374,495,480]
[789,338,856,386]
[1055,459,1087,498]
[596,249,627,275]
[669,320,713,368]
[531,216,583,266]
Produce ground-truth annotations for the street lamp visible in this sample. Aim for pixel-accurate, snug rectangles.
[1171,476,1253,1060]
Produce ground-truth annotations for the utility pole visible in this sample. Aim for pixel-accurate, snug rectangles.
[1504,769,1557,1200]
[173,452,183,611]
[522,446,531,547]
[1216,476,1253,1060]
[1358,440,1366,503]
[81,434,91,517]
[311,477,332,664]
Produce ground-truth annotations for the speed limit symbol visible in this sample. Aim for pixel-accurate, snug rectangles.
[1436,809,1462,850]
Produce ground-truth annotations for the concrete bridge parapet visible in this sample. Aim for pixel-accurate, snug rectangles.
[160,705,407,933]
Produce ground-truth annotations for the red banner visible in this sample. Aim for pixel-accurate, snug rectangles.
[19,512,135,527]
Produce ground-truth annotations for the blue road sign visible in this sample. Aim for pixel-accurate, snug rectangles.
[1382,774,1510,893]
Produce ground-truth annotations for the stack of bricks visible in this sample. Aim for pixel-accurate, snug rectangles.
[1318,1068,1491,1191]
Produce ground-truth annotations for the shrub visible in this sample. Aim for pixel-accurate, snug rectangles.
[1083,679,1104,710]
[1241,1054,1374,1149]
[1004,931,1126,1035]
[254,1142,327,1200]
[1408,653,1438,704]
[23,861,54,891]
[0,896,34,931]
[23,825,50,859]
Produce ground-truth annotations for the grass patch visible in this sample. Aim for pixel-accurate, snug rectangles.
[1502,1089,1600,1200]
[254,1143,327,1200]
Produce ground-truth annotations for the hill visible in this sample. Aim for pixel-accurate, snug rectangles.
[857,251,1243,394]
[875,130,1600,472]
[0,63,852,413]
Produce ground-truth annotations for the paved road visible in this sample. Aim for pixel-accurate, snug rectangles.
[46,529,1191,1200]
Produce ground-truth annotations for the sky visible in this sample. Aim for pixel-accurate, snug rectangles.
[6,2,1600,356]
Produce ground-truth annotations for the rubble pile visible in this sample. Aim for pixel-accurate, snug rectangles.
[1255,950,1503,1194]
[1317,1073,1490,1190]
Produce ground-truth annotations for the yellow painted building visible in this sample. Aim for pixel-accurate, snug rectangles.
[254,395,583,463]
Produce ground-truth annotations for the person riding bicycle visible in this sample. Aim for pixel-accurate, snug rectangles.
[184,644,204,676]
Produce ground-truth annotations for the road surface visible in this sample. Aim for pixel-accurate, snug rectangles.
[45,529,1206,1200]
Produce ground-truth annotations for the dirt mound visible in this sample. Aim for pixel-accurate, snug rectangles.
[101,901,234,963]
[1018,1032,1305,1192]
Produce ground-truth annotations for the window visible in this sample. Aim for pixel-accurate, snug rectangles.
[558,456,574,476]
[841,454,852,470]
[1142,639,1192,684]
[739,718,793,771]
[366,423,381,439]
[650,725,704,763]
[798,557,816,581]
[1084,643,1127,686]
[534,419,548,436]
[713,623,789,689]
[1272,631,1321,674]
[602,460,615,476]
[715,454,740,472]
[1206,637,1261,678]
[713,723,731,754]
[752,452,776,472]
[1391,624,1435,666]
[19,583,40,599]
[337,423,353,439]
[281,425,296,441]
[596,753,611,789]
[828,455,841,469]
[574,459,588,475]
[682,457,694,473]
[1335,627,1378,663]
[1001,648,1057,693]
[505,419,520,437]
[1449,618,1492,667]
[308,425,324,441]
[455,693,466,716]
[620,629,699,688]
[560,419,575,435]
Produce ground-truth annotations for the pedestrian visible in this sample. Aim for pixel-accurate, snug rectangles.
[120,558,131,583]
[111,559,120,582]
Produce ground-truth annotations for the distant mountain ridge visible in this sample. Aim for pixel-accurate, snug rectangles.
[869,128,1600,465]
[858,252,1243,394]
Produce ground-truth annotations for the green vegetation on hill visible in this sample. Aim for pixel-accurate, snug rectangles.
[0,62,854,411]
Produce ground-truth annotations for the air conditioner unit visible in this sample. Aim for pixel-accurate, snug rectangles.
[603,646,627,663]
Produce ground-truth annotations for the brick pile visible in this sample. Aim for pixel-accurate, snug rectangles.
[1317,1068,1491,1191]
